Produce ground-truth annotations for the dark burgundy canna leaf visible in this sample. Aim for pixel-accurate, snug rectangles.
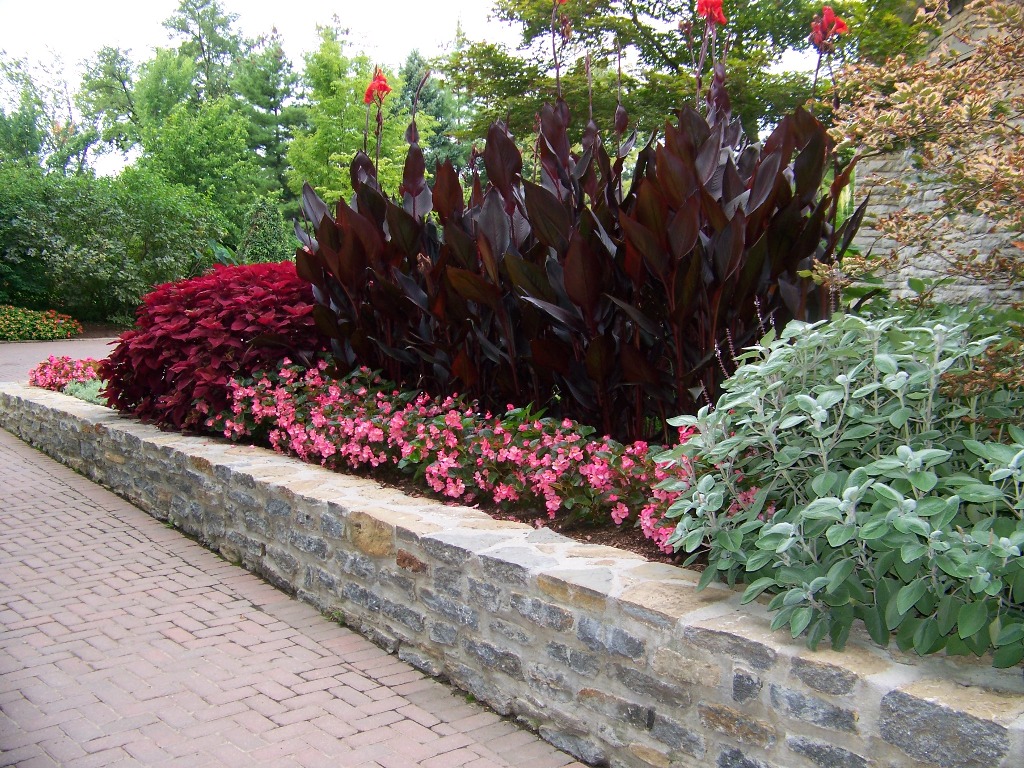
[620,342,661,384]
[620,213,669,283]
[302,182,330,230]
[506,252,557,303]
[433,160,465,225]
[585,334,615,385]
[385,201,422,257]
[794,128,828,203]
[564,232,603,325]
[477,189,511,265]
[614,103,628,135]
[483,123,522,208]
[520,295,586,336]
[668,203,700,262]
[447,267,502,309]
[747,150,782,215]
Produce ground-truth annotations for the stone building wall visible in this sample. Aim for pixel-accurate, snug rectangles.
[851,4,1022,305]
[2,384,1022,768]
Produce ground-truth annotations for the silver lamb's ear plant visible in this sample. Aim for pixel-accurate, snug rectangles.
[657,307,1024,667]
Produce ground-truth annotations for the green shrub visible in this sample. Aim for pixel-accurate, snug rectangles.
[656,309,1024,666]
[236,198,292,264]
[0,305,82,340]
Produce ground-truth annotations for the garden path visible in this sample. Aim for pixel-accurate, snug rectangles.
[0,428,585,768]
[0,338,117,383]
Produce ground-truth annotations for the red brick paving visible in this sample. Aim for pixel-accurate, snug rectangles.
[0,429,586,768]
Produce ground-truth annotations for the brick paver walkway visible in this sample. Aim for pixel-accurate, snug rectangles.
[0,429,584,768]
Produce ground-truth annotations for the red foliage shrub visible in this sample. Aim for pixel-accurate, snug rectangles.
[101,262,329,430]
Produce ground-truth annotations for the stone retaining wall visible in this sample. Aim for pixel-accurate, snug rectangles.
[2,383,1023,768]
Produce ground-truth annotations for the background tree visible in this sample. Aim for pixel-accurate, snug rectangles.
[233,29,306,208]
[163,0,243,102]
[138,97,260,246]
[397,50,474,175]
[447,0,931,142]
[287,26,409,204]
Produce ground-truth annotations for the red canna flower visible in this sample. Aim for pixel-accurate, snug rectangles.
[810,5,848,52]
[697,0,727,26]
[363,68,392,105]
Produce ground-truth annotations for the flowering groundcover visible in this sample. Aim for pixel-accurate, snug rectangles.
[209,359,704,553]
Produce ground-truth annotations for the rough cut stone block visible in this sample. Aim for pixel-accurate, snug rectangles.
[579,688,654,730]
[789,657,858,696]
[511,593,574,631]
[716,747,775,768]
[420,589,478,628]
[538,727,607,766]
[547,641,600,677]
[681,626,777,671]
[461,638,524,680]
[650,714,705,757]
[346,510,394,557]
[381,598,425,632]
[732,669,762,704]
[879,690,1009,768]
[468,578,500,610]
[612,664,691,709]
[376,568,415,599]
[698,703,776,748]
[769,684,857,733]
[427,621,458,647]
[342,582,381,612]
[434,566,463,597]
[577,616,645,660]
[526,663,572,701]
[786,736,868,768]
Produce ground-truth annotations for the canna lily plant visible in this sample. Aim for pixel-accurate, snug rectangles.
[294,1,865,442]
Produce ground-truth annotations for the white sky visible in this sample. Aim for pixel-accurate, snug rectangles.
[0,0,522,84]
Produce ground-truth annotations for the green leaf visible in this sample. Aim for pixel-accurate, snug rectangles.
[896,579,928,616]
[825,559,855,593]
[740,577,778,604]
[893,516,930,537]
[900,543,929,564]
[992,642,1024,668]
[909,471,938,493]
[957,484,1006,504]
[885,593,908,631]
[936,594,961,636]
[859,518,890,540]
[697,565,718,591]
[826,524,857,547]
[875,354,898,375]
[888,407,913,428]
[957,601,990,640]
[810,473,840,497]
[745,549,776,571]
[913,616,941,656]
[995,623,1024,647]
[790,606,814,637]
[778,414,807,429]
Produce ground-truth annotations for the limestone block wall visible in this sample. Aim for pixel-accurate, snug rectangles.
[2,383,1023,768]
[852,152,1021,306]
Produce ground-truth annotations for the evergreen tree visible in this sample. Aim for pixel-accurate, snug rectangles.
[233,29,306,202]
